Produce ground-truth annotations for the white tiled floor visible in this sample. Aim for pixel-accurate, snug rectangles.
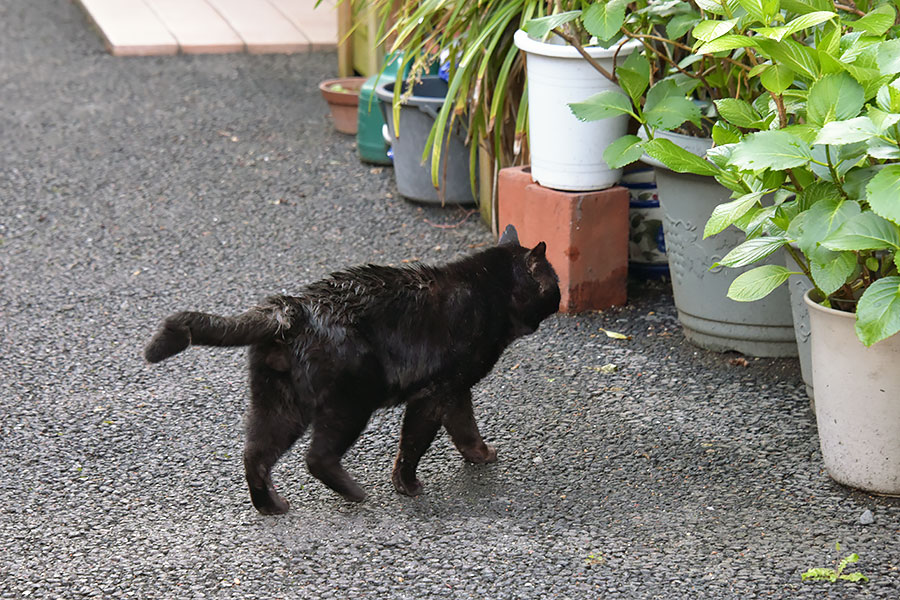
[77,0,337,56]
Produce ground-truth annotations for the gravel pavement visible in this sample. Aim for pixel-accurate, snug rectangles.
[2,2,899,598]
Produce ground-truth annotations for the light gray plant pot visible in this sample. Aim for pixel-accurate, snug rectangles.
[643,132,797,357]
[784,247,814,403]
[806,290,900,495]
[375,77,475,205]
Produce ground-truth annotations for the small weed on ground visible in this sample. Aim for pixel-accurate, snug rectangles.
[801,543,869,584]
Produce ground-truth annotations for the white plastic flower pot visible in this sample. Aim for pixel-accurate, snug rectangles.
[514,30,641,192]
[805,291,900,495]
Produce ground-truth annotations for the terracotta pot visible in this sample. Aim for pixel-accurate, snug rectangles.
[319,77,366,135]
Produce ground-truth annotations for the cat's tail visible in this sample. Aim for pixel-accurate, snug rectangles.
[144,298,297,363]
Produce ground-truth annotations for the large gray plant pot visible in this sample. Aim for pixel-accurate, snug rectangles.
[806,291,900,495]
[784,248,814,403]
[375,77,474,205]
[644,132,797,357]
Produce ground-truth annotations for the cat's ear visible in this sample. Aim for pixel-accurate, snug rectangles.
[527,241,547,260]
[498,224,520,246]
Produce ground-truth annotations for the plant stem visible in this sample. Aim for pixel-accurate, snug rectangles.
[824,145,849,198]
[771,92,787,128]
[625,32,753,72]
[550,27,616,83]
[834,2,866,17]
[786,168,804,193]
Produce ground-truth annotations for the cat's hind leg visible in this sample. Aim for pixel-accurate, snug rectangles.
[243,350,308,515]
[305,403,370,503]
[391,397,443,497]
[442,391,497,464]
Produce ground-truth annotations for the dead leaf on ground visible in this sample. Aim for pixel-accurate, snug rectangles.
[599,327,631,340]
[728,357,750,367]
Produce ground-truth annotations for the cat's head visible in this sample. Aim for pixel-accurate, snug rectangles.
[499,225,561,332]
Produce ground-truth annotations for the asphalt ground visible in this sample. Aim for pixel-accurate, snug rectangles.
[2,1,899,598]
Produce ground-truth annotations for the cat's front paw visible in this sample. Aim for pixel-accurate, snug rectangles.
[391,470,424,497]
[461,443,498,464]
[253,494,290,515]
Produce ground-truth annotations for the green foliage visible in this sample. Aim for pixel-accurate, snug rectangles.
[802,543,870,584]
[518,0,900,345]
[384,0,552,198]
[560,0,900,346]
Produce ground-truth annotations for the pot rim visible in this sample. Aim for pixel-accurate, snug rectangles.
[803,289,856,320]
[638,129,713,171]
[318,77,366,96]
[513,29,642,59]
[374,76,449,107]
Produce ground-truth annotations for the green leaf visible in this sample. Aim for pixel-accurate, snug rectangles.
[850,5,896,37]
[667,13,701,40]
[802,568,838,582]
[644,96,701,130]
[714,98,764,128]
[760,64,796,95]
[727,265,793,301]
[754,11,836,41]
[643,138,719,176]
[810,247,856,296]
[616,51,650,104]
[715,236,790,268]
[781,0,833,14]
[813,116,879,145]
[797,197,860,256]
[876,81,900,112]
[522,11,582,40]
[729,130,813,170]
[823,211,900,251]
[695,0,731,16]
[715,169,747,194]
[568,90,634,121]
[737,0,768,22]
[693,19,736,42]
[697,34,760,54]
[797,180,842,210]
[712,121,742,145]
[866,165,900,226]
[602,135,644,169]
[839,572,870,583]
[755,38,820,79]
[868,106,900,132]
[584,1,626,41]
[807,73,865,126]
[876,39,900,76]
[784,10,837,33]
[856,276,900,346]
[644,78,680,113]
[704,191,768,238]
[867,137,900,159]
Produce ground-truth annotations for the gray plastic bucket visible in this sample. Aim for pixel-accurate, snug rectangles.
[375,77,475,205]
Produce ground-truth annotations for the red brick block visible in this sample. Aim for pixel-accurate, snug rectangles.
[498,166,628,313]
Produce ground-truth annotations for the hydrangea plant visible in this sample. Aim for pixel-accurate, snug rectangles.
[569,0,900,346]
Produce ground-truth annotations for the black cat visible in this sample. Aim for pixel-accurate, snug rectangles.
[144,225,560,514]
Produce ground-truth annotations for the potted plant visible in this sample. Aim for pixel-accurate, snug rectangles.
[614,0,900,494]
[566,0,798,356]
[318,77,368,135]
[380,0,546,223]
[514,10,643,191]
